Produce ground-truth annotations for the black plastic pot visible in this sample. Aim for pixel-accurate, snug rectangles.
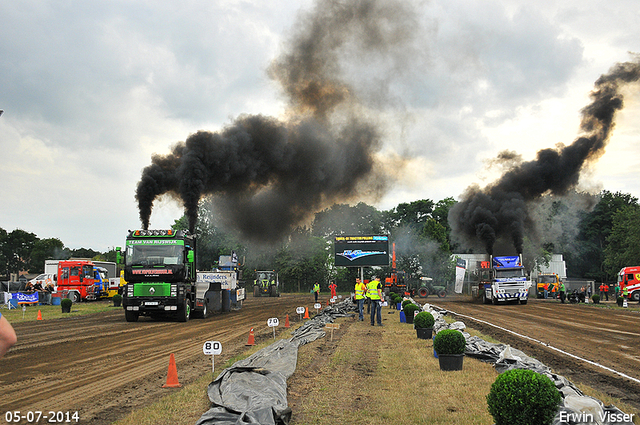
[405,313,414,324]
[437,353,464,371]
[415,327,433,339]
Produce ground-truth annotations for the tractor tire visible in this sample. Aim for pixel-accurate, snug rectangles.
[418,287,428,298]
[177,299,191,322]
[253,285,260,297]
[125,309,139,322]
[437,290,447,298]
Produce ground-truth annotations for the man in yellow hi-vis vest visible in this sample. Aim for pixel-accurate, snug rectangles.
[313,282,320,303]
[367,276,383,326]
[354,278,367,321]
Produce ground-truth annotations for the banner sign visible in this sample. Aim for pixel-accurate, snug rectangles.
[454,258,466,294]
[334,235,389,267]
[12,292,39,304]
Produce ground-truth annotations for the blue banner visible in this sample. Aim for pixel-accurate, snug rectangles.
[13,292,39,304]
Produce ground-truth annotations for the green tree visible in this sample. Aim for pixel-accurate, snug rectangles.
[312,202,384,238]
[385,199,434,231]
[1,229,38,276]
[29,238,65,273]
[604,204,640,276]
[275,228,331,292]
[573,191,638,281]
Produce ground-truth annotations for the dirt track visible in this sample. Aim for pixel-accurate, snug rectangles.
[2,294,640,424]
[0,294,315,424]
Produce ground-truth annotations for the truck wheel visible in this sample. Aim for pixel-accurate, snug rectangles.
[418,287,428,298]
[631,291,640,302]
[200,303,208,319]
[125,309,139,322]
[492,296,499,305]
[437,290,447,298]
[70,291,81,303]
[482,291,491,304]
[178,300,191,322]
[253,285,260,297]
[520,299,528,305]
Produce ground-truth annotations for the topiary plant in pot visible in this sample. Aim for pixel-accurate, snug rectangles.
[403,303,420,324]
[433,329,466,370]
[61,298,72,313]
[592,294,600,304]
[414,311,435,339]
[401,299,413,309]
[487,368,561,425]
[112,293,122,307]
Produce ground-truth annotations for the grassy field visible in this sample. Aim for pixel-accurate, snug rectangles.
[1,299,118,322]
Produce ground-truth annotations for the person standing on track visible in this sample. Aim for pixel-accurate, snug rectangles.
[313,281,320,303]
[0,312,17,359]
[354,278,366,321]
[367,276,383,326]
[559,281,566,304]
[603,283,609,301]
[329,280,337,299]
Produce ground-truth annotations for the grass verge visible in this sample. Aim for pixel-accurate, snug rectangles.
[1,299,117,323]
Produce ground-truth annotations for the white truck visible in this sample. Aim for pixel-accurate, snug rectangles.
[478,254,532,305]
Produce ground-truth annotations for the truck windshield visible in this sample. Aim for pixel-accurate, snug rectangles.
[495,269,525,279]
[126,244,184,266]
[537,276,557,284]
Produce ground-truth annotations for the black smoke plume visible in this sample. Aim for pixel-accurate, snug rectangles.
[136,0,417,240]
[450,57,640,255]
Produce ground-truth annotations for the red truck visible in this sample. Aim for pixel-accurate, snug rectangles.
[57,259,104,302]
[618,266,640,301]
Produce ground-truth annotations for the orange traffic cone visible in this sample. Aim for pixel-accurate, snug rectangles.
[37,310,43,320]
[285,314,290,328]
[303,307,310,319]
[246,327,255,346]
[162,353,182,388]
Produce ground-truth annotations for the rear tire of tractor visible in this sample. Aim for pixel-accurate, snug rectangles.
[253,286,260,297]
[418,287,428,298]
[125,309,139,322]
[437,290,447,298]
[269,285,278,297]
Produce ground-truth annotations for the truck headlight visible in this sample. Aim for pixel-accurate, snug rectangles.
[171,284,177,296]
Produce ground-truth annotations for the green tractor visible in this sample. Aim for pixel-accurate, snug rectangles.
[416,277,447,298]
[253,270,280,297]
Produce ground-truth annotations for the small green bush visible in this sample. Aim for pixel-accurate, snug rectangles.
[413,311,435,329]
[112,294,122,306]
[592,294,600,303]
[433,329,466,355]
[487,369,561,425]
[401,299,413,308]
[61,298,73,311]
[403,303,420,318]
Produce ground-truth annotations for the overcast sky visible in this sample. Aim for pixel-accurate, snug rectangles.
[1,0,639,252]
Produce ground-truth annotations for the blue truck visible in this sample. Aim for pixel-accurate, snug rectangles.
[479,254,531,305]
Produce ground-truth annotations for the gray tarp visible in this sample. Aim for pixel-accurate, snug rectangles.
[195,300,356,425]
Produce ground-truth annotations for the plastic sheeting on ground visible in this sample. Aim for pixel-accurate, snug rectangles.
[427,305,634,425]
[195,300,356,425]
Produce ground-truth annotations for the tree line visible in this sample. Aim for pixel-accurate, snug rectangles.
[3,190,639,289]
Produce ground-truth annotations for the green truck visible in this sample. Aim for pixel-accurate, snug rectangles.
[118,229,244,322]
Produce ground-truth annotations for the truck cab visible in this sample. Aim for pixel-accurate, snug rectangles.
[57,260,100,302]
[482,255,531,305]
[618,266,640,301]
[536,273,559,298]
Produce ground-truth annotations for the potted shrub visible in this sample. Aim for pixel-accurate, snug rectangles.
[112,294,122,307]
[617,296,624,307]
[61,298,72,313]
[592,294,600,304]
[403,303,420,324]
[401,299,412,309]
[433,329,466,370]
[486,369,561,425]
[414,311,434,339]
